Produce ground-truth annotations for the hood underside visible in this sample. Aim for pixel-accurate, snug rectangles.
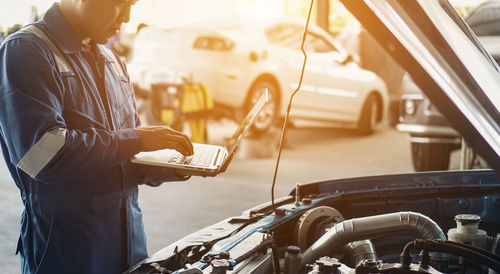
[340,0,500,174]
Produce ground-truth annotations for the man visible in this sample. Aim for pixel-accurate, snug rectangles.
[0,0,194,273]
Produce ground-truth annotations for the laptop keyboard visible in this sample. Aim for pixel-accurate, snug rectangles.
[168,146,217,167]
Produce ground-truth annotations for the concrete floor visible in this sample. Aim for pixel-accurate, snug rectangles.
[0,120,464,273]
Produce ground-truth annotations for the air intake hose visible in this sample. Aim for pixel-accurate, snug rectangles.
[301,211,446,265]
[344,240,378,266]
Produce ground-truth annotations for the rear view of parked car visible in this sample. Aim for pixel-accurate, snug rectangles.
[127,18,388,135]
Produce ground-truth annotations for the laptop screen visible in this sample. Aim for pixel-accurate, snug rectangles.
[225,89,269,156]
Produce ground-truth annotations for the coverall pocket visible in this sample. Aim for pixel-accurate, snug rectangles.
[112,76,132,105]
[127,197,148,265]
[63,74,94,104]
[16,210,28,256]
[110,77,136,129]
[63,74,109,128]
[33,215,55,274]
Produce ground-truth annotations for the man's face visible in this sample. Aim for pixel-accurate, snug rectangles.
[80,0,136,44]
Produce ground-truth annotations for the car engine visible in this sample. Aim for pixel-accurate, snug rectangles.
[128,171,500,274]
[132,210,500,274]
[185,211,500,274]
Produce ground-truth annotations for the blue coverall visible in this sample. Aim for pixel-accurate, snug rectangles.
[0,4,183,273]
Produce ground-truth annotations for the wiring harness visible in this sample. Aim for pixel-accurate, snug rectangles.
[400,239,500,271]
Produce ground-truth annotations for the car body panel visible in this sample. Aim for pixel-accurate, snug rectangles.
[397,74,461,144]
[127,19,388,128]
[397,124,460,141]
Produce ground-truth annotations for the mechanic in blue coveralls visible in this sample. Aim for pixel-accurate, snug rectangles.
[0,0,194,273]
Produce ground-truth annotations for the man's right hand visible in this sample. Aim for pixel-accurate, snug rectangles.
[134,126,194,156]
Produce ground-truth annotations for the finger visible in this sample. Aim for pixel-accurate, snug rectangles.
[164,129,194,155]
[168,139,191,156]
[167,128,192,145]
[178,136,194,156]
[166,135,192,156]
[181,134,194,155]
[163,139,183,154]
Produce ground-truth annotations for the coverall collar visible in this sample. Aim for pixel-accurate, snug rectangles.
[43,3,85,54]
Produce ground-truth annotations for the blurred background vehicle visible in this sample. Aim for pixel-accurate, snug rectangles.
[127,18,389,135]
[397,74,462,171]
[336,23,405,127]
[397,0,500,171]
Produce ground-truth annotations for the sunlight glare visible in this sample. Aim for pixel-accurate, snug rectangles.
[0,0,53,29]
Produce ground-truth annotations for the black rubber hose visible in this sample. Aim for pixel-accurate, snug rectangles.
[401,240,500,271]
[442,240,500,261]
[432,242,500,270]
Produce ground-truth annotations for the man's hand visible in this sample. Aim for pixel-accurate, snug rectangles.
[134,126,194,156]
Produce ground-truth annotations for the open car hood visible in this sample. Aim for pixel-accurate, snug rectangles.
[340,0,500,173]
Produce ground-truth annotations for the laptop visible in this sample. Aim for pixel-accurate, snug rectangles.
[131,89,268,176]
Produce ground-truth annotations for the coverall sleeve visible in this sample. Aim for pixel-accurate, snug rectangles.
[0,37,141,184]
[136,164,190,187]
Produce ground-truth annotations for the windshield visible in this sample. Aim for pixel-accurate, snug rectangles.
[266,23,338,53]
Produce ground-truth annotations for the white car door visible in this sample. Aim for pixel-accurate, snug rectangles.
[297,31,365,122]
[266,24,335,119]
[267,23,363,122]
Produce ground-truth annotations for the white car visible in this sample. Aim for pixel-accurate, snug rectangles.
[127,18,388,134]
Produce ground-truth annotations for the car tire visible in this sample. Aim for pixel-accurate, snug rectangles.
[245,80,279,136]
[411,143,451,171]
[357,93,379,134]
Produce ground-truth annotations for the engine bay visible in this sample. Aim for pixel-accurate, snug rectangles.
[129,170,500,274]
